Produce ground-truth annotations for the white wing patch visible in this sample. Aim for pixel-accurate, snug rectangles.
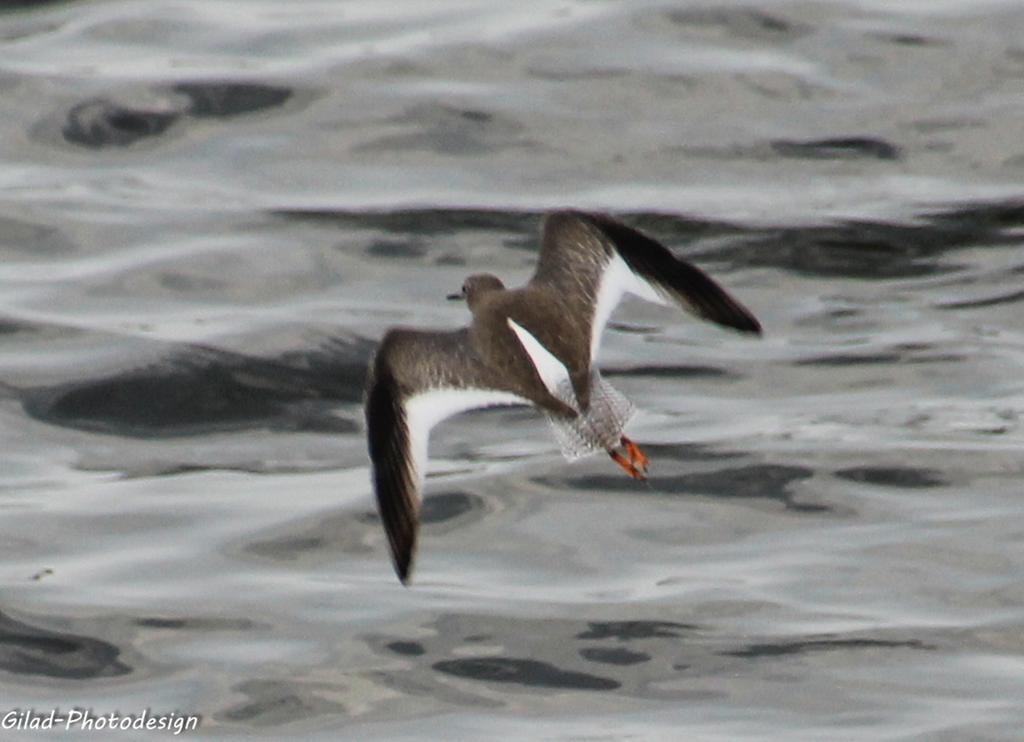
[590,253,671,361]
[507,318,576,409]
[404,388,527,499]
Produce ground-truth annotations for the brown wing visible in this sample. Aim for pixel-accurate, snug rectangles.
[533,210,762,333]
[365,328,536,584]
[524,210,761,409]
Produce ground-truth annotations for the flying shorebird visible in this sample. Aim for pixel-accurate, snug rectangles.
[365,210,761,583]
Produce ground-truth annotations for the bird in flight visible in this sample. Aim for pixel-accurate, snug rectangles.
[365,210,761,583]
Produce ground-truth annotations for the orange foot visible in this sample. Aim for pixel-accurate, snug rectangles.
[608,435,649,481]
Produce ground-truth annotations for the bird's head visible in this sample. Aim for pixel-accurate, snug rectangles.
[447,273,505,310]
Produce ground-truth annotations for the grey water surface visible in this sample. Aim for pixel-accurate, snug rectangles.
[1,1,1024,739]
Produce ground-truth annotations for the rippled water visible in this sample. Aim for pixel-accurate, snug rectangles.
[2,1,1024,739]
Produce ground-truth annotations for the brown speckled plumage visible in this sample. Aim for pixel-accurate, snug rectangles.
[365,210,761,584]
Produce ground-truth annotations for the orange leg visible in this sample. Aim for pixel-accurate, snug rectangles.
[620,436,648,474]
[608,436,649,481]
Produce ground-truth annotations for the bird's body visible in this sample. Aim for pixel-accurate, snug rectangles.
[365,210,761,583]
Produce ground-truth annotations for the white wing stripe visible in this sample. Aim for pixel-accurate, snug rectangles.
[590,253,670,361]
[507,318,578,411]
[404,388,527,497]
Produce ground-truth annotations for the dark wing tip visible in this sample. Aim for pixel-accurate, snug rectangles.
[584,212,764,336]
[365,356,420,585]
[396,549,415,585]
[672,263,763,336]
[738,313,763,335]
[700,286,762,335]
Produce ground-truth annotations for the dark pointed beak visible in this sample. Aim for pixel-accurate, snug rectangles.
[446,292,463,301]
